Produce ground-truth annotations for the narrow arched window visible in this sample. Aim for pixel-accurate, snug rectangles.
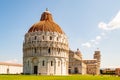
[35,36,37,40]
[58,61,60,66]
[58,49,60,54]
[34,48,37,53]
[43,36,44,40]
[48,48,51,53]
[51,61,53,66]
[50,36,52,40]
[42,60,45,66]
[7,68,9,74]
[28,61,29,66]
[57,37,59,41]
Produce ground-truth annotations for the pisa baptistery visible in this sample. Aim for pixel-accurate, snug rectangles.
[23,9,69,75]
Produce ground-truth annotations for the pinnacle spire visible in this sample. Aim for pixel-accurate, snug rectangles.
[40,9,53,21]
[46,8,48,11]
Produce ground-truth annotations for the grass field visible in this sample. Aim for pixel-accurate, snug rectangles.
[0,75,120,80]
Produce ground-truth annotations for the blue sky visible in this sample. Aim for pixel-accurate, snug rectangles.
[0,0,120,68]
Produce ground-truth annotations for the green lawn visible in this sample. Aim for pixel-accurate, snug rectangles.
[0,75,120,80]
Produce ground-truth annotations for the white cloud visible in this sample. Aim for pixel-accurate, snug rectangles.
[99,11,120,31]
[82,35,102,48]
[96,36,101,40]
[4,59,18,63]
[90,40,95,42]
[95,41,99,45]
[82,42,91,48]
[82,11,120,48]
[101,32,106,36]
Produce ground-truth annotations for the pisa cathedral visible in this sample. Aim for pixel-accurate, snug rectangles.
[23,9,101,75]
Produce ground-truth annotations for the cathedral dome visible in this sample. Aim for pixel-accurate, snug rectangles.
[28,9,64,34]
[75,48,82,57]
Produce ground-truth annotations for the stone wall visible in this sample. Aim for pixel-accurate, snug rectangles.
[23,31,69,75]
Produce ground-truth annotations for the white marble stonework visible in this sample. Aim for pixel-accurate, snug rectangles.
[0,62,22,74]
[23,9,69,75]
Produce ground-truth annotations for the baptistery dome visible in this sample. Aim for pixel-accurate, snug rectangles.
[28,10,64,34]
[23,9,69,75]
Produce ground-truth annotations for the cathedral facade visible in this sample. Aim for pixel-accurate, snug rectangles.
[69,49,101,75]
[23,9,101,75]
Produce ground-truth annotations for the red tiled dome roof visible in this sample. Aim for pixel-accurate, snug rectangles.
[28,10,64,34]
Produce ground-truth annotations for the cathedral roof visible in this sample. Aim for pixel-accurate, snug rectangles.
[0,62,22,67]
[28,9,64,34]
